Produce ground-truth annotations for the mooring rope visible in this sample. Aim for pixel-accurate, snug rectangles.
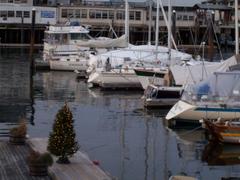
[178,125,202,136]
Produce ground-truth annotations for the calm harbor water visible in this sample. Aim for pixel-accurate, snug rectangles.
[0,49,240,180]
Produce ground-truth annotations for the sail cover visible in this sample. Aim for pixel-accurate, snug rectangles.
[76,34,128,48]
[170,56,237,86]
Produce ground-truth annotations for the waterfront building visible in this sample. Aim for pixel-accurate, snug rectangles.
[0,0,238,46]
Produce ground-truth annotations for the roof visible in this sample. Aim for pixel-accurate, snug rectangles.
[193,3,233,10]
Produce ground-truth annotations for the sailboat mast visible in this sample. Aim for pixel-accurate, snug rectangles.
[148,0,152,45]
[168,0,172,61]
[235,0,239,54]
[155,0,160,54]
[125,0,129,46]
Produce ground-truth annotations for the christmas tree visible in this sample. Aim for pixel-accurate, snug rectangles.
[47,103,79,164]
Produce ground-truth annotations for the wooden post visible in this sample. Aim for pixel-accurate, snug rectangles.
[29,8,36,72]
[207,11,214,61]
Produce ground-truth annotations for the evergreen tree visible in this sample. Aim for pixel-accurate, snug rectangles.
[47,103,79,164]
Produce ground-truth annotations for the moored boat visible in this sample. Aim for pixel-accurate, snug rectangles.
[204,119,240,144]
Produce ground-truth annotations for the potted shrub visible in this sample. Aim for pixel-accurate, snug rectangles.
[9,119,27,145]
[27,149,53,176]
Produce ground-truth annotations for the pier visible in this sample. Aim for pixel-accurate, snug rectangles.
[0,138,112,180]
[0,140,51,180]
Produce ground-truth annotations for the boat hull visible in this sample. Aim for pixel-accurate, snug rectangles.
[88,70,142,89]
[166,100,240,122]
[134,68,167,89]
[49,58,88,71]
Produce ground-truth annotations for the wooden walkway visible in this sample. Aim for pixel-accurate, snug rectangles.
[0,140,51,180]
[29,138,112,180]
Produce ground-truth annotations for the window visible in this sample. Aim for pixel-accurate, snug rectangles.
[159,16,163,20]
[89,10,95,19]
[82,9,87,18]
[75,9,80,18]
[62,9,67,18]
[177,15,182,20]
[16,11,22,17]
[67,9,74,18]
[189,16,194,20]
[109,11,114,19]
[135,11,141,20]
[129,11,134,20]
[0,11,7,17]
[116,11,124,20]
[8,11,14,17]
[102,10,108,19]
[24,11,30,18]
[95,10,101,19]
[183,15,188,20]
[70,33,91,40]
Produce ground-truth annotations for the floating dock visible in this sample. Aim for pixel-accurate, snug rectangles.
[0,138,112,180]
[28,138,112,180]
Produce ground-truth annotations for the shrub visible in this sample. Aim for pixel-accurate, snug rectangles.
[9,119,27,137]
[27,150,53,167]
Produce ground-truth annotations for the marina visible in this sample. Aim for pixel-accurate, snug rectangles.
[2,0,240,179]
[0,50,240,179]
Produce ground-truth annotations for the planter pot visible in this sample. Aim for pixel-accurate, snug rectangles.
[9,135,26,145]
[28,163,48,176]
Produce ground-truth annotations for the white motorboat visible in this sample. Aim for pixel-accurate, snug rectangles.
[166,69,240,122]
[143,84,182,108]
[43,21,127,71]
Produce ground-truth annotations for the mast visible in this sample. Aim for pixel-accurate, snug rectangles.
[125,0,129,46]
[168,0,172,62]
[155,0,160,53]
[148,0,152,45]
[235,0,239,54]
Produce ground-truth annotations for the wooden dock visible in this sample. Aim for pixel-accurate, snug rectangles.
[0,140,51,180]
[28,138,112,180]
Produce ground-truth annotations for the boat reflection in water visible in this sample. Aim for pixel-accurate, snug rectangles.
[202,142,240,166]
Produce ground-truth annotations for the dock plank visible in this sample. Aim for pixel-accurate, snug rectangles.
[28,138,112,180]
[0,140,51,180]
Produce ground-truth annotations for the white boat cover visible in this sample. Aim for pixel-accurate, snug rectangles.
[182,71,240,103]
[91,44,193,68]
[76,34,128,48]
[170,56,237,86]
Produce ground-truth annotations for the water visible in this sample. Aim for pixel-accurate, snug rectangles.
[1,50,240,180]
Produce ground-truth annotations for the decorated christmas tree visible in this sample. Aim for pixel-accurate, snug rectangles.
[47,103,79,164]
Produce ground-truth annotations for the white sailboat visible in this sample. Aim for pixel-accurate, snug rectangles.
[166,70,240,122]
[87,0,193,89]
[166,0,240,122]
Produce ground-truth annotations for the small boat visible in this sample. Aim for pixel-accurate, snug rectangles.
[143,84,182,108]
[202,141,240,165]
[169,175,197,180]
[204,119,240,144]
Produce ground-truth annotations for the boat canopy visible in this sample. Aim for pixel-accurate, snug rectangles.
[170,56,237,86]
[182,71,240,103]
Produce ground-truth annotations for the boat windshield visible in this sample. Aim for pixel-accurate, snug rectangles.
[181,71,240,104]
[44,33,68,44]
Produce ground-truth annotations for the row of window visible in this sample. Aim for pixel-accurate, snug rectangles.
[61,9,194,22]
[0,10,30,18]
[0,0,27,3]
[61,9,142,21]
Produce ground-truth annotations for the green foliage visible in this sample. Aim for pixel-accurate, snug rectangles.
[10,119,27,137]
[27,150,53,166]
[47,103,79,163]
